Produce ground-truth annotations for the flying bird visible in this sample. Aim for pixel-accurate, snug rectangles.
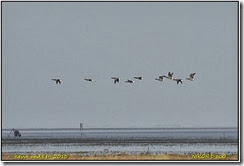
[125,80,134,83]
[52,79,61,84]
[155,76,164,81]
[84,78,93,82]
[186,73,196,81]
[134,76,143,80]
[163,72,174,80]
[173,78,183,84]
[111,77,120,84]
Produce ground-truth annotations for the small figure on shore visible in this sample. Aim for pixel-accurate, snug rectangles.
[8,128,21,139]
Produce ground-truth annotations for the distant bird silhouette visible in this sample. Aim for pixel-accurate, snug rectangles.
[186,73,196,81]
[84,78,93,82]
[111,77,120,84]
[163,72,174,80]
[155,76,164,81]
[173,78,183,84]
[52,79,61,84]
[125,79,134,83]
[134,76,143,80]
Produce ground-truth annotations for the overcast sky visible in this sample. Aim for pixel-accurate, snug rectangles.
[2,2,238,128]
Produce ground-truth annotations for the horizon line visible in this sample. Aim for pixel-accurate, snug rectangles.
[2,127,238,130]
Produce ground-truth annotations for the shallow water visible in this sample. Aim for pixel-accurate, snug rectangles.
[2,128,238,154]
[2,128,238,139]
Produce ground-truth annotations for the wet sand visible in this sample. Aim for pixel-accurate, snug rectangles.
[2,137,238,144]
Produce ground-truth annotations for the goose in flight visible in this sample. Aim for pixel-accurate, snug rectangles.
[125,79,134,83]
[186,73,196,81]
[163,72,174,80]
[52,79,61,84]
[134,76,143,80]
[111,77,120,84]
[173,78,183,84]
[155,76,164,81]
[84,78,93,82]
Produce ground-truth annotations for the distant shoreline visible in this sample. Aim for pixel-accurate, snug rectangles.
[2,138,238,144]
[2,127,238,131]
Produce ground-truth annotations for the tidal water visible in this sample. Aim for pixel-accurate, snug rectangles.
[2,128,238,154]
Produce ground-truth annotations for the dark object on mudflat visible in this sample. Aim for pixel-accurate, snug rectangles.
[14,130,21,137]
[8,128,21,139]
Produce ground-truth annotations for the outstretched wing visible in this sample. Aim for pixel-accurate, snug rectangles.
[168,72,173,77]
[190,73,196,79]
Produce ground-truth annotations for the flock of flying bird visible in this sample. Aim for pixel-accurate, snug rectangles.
[52,72,196,85]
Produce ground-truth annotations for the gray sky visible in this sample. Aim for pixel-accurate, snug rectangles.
[2,2,238,128]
